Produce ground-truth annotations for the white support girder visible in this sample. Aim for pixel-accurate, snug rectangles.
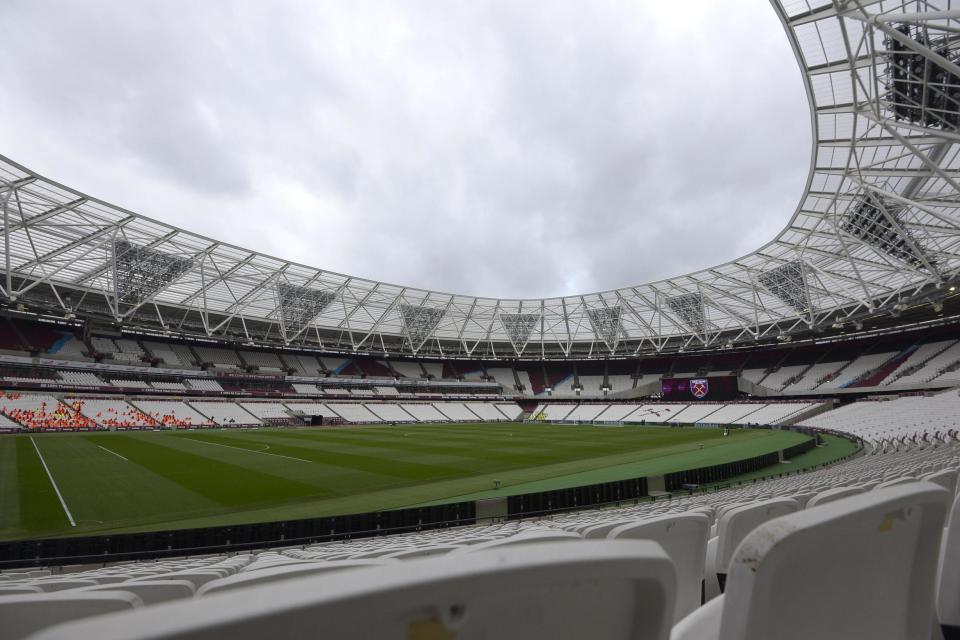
[0,2,959,356]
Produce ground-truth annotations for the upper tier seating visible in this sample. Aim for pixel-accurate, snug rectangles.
[577,375,606,397]
[319,358,348,375]
[390,361,423,378]
[287,354,324,377]
[238,350,284,372]
[57,371,103,388]
[486,368,517,393]
[142,342,197,368]
[814,351,898,390]
[421,362,443,380]
[150,381,187,392]
[892,340,960,386]
[607,374,634,393]
[184,379,224,392]
[193,347,242,370]
[90,338,146,364]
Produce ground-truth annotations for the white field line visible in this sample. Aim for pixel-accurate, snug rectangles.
[97,444,129,461]
[186,438,310,463]
[29,437,76,527]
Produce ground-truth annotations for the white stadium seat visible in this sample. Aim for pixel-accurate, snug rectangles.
[0,591,143,640]
[806,485,864,508]
[938,490,960,636]
[673,482,951,640]
[704,497,800,600]
[31,541,677,640]
[72,580,196,605]
[608,512,710,622]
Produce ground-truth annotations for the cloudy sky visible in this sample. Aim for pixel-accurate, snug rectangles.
[1,0,810,299]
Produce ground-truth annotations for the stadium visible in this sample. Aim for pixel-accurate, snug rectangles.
[0,0,959,638]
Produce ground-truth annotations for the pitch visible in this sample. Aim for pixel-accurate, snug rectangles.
[0,423,823,541]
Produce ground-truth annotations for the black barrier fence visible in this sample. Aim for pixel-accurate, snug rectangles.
[507,477,649,518]
[0,502,475,570]
[663,450,783,492]
[782,437,817,460]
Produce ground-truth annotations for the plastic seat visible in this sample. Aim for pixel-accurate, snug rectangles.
[73,580,196,605]
[608,513,710,622]
[581,520,640,539]
[27,579,101,593]
[806,486,863,508]
[874,477,916,490]
[129,570,227,589]
[938,490,960,637]
[0,585,43,595]
[381,545,461,560]
[32,541,676,640]
[0,591,142,640]
[704,498,799,600]
[196,560,391,596]
[672,482,950,640]
[452,530,583,554]
[924,469,958,495]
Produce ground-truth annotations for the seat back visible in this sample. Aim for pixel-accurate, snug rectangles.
[608,513,710,622]
[938,490,960,632]
[0,591,142,640]
[75,580,196,605]
[874,477,916,490]
[32,541,676,640]
[28,578,100,593]
[716,498,799,573]
[383,545,461,559]
[924,469,958,495]
[453,530,582,554]
[720,482,950,640]
[806,486,863,508]
[196,560,391,596]
[581,520,639,539]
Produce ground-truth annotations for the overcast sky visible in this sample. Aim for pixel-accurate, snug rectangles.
[0,0,810,299]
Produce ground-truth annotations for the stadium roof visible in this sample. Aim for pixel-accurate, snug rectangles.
[2,0,960,358]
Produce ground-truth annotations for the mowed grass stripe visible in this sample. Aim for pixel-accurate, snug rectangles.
[171,431,466,481]
[183,437,312,463]
[0,439,19,534]
[14,437,70,534]
[95,435,330,507]
[19,436,221,532]
[29,437,75,526]
[255,429,563,468]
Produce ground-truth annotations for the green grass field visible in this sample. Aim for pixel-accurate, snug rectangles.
[0,423,835,541]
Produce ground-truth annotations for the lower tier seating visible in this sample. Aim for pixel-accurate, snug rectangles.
[2,442,957,640]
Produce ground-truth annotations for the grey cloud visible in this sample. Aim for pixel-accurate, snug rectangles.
[0,0,810,299]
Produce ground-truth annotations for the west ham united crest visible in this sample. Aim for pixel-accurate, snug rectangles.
[689,378,709,399]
